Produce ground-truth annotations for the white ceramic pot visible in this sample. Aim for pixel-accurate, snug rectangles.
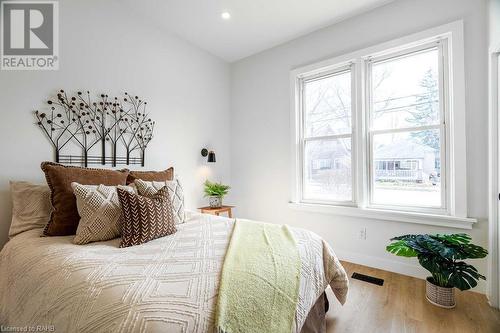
[209,196,222,208]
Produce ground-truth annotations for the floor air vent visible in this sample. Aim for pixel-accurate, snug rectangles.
[351,272,384,286]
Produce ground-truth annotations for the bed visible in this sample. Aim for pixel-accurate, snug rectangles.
[0,212,348,333]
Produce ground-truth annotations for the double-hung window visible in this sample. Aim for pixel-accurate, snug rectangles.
[291,22,471,224]
[301,66,354,204]
[367,43,446,213]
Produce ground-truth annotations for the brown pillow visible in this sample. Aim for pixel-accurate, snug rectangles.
[126,167,174,185]
[117,186,176,248]
[41,162,129,236]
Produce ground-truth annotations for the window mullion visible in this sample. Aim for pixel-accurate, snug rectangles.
[349,62,359,205]
[438,39,449,213]
[298,78,306,203]
[370,124,441,136]
[304,133,352,141]
[365,58,374,208]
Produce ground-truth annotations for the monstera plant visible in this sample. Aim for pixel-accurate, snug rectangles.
[387,233,487,308]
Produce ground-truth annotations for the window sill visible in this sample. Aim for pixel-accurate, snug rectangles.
[288,202,477,229]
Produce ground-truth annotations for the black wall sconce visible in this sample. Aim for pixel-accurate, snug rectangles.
[201,148,216,163]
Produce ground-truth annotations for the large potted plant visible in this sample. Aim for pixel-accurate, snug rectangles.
[204,180,230,208]
[386,233,487,308]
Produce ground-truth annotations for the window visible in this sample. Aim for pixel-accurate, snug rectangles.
[302,68,354,203]
[368,45,445,210]
[291,22,469,220]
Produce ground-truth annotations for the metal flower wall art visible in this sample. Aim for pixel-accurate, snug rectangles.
[35,90,155,167]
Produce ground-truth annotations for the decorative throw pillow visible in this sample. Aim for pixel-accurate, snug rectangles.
[9,181,53,238]
[71,183,135,245]
[117,186,177,248]
[41,162,129,236]
[134,178,186,224]
[126,167,174,185]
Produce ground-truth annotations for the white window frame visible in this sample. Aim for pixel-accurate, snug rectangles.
[298,64,356,206]
[366,41,448,215]
[487,44,500,309]
[290,21,476,229]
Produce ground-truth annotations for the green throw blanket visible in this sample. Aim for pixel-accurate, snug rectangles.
[215,219,301,333]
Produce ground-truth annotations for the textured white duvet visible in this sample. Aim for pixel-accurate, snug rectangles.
[0,213,348,333]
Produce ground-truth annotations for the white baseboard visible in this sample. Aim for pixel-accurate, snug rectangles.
[335,249,427,279]
[335,249,486,294]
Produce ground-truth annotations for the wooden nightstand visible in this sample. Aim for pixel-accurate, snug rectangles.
[198,206,234,218]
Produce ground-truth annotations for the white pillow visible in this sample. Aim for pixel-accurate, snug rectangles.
[9,181,52,238]
[71,183,135,245]
[134,178,186,224]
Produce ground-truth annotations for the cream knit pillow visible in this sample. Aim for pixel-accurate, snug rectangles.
[71,183,135,245]
[134,178,186,224]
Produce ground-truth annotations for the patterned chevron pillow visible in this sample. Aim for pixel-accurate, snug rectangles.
[134,178,186,224]
[117,186,177,248]
[71,183,135,245]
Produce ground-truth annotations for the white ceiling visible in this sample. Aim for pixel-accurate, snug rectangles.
[122,0,394,62]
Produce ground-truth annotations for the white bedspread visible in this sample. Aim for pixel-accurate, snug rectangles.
[0,214,348,333]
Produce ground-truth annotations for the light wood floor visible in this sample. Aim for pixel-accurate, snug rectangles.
[326,262,500,333]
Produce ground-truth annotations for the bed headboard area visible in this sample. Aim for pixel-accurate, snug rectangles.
[0,0,231,250]
[35,90,155,168]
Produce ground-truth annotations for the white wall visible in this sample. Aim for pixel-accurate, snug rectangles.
[490,0,500,48]
[0,0,231,248]
[230,0,489,292]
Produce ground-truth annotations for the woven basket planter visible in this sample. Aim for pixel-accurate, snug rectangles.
[425,277,455,308]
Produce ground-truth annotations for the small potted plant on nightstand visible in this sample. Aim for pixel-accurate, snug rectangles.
[386,233,487,308]
[204,180,230,208]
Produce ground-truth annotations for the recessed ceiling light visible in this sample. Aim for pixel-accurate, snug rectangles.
[221,11,231,20]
